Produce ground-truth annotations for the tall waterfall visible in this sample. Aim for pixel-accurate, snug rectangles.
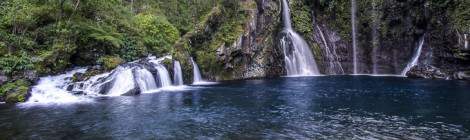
[351,0,358,74]
[315,25,344,74]
[190,57,203,83]
[371,0,381,74]
[280,0,320,76]
[173,61,184,85]
[465,34,468,49]
[401,37,425,76]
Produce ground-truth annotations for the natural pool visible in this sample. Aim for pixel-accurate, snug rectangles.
[1,76,469,139]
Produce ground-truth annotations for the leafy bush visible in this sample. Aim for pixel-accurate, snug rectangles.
[0,53,34,76]
[135,14,180,55]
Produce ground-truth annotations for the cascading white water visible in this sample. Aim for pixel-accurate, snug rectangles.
[173,61,184,86]
[24,55,191,105]
[190,57,203,83]
[351,0,358,74]
[280,0,320,76]
[371,0,380,74]
[106,67,136,96]
[155,65,173,87]
[401,37,425,76]
[25,68,91,104]
[316,25,344,74]
[135,68,158,92]
[73,72,111,94]
[147,55,175,87]
[190,57,217,85]
[465,34,468,49]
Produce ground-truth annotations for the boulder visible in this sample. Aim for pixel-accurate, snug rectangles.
[121,88,140,96]
[23,70,38,82]
[407,65,447,79]
[2,80,31,103]
[453,71,470,80]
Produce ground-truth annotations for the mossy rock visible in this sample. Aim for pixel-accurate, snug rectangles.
[72,66,106,82]
[0,79,31,103]
[98,56,124,71]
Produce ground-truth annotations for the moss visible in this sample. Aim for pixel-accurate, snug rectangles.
[181,1,251,80]
[162,58,173,67]
[98,56,124,70]
[0,79,31,103]
[310,43,324,62]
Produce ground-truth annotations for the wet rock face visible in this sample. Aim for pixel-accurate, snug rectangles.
[407,65,447,79]
[213,0,284,80]
[21,70,38,83]
[454,71,470,80]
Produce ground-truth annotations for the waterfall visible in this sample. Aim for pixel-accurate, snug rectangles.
[190,57,203,83]
[73,72,111,94]
[351,0,358,74]
[371,0,380,74]
[148,55,174,87]
[190,57,217,85]
[25,56,189,104]
[135,68,158,92]
[173,61,184,86]
[280,0,320,76]
[106,67,137,96]
[315,25,344,74]
[25,68,91,104]
[465,34,468,49]
[154,65,172,87]
[401,37,425,76]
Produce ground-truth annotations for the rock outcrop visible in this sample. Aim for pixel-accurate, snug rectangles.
[407,65,447,79]
[214,0,285,80]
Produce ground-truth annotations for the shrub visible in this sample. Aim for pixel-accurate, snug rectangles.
[134,14,180,55]
[0,52,34,76]
[98,56,124,70]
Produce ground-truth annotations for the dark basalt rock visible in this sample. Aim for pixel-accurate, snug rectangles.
[407,65,447,79]
[71,91,85,95]
[73,65,105,82]
[453,71,470,80]
[22,70,39,82]
[121,86,140,96]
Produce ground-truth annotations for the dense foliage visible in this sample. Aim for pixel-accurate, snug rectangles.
[0,0,217,76]
[0,0,220,103]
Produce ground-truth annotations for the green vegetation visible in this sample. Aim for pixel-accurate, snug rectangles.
[97,56,124,71]
[0,53,34,76]
[449,0,470,33]
[0,0,218,102]
[0,79,31,103]
[0,0,217,75]
[290,0,314,35]
[188,0,253,80]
